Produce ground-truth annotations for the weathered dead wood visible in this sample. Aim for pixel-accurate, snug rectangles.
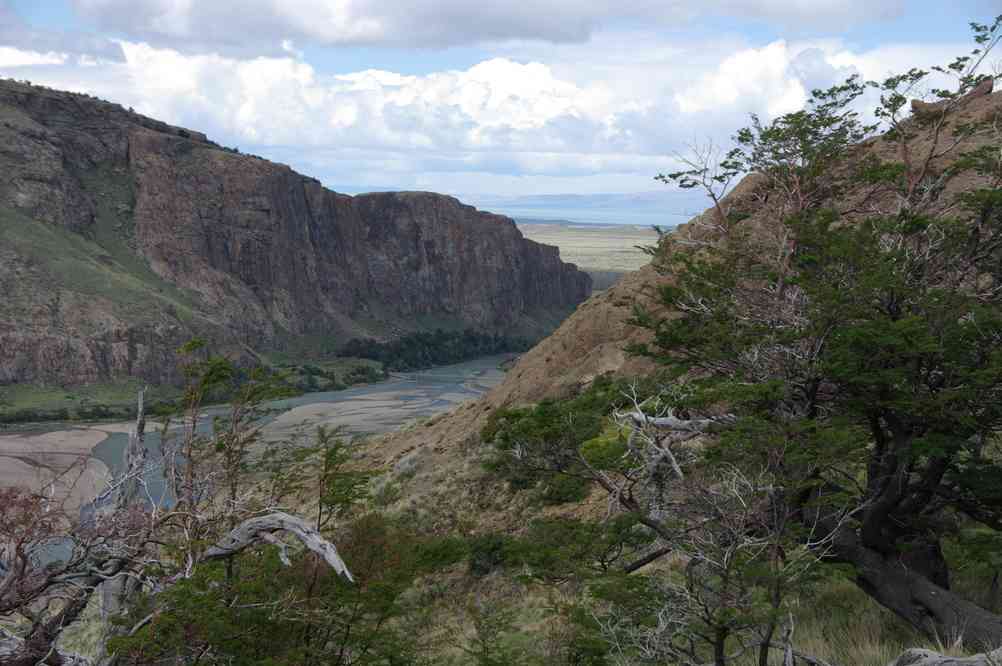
[759,641,837,666]
[0,635,92,665]
[101,389,149,620]
[620,410,735,432]
[888,647,1002,666]
[1,390,353,666]
[202,511,354,582]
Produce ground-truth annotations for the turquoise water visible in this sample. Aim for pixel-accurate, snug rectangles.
[84,355,510,503]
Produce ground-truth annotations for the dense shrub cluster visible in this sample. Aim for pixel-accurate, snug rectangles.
[340,329,533,371]
[481,376,660,504]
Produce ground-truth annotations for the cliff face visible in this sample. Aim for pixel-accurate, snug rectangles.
[0,80,590,386]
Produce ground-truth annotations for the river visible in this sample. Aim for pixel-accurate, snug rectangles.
[0,355,512,508]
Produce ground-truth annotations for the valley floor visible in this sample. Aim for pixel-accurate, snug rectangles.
[515,220,660,292]
[0,354,513,511]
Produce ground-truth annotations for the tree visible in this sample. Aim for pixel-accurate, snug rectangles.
[483,379,833,664]
[590,464,831,666]
[0,348,353,665]
[113,513,428,666]
[457,598,532,666]
[263,424,373,533]
[631,15,1002,648]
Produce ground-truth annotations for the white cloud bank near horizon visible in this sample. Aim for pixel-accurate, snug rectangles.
[0,1,991,200]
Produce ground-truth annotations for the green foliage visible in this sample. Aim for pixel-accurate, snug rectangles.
[468,534,513,577]
[579,425,629,471]
[271,358,388,394]
[537,473,591,505]
[513,517,655,582]
[341,328,533,371]
[413,535,470,571]
[264,425,374,530]
[735,76,875,209]
[113,514,430,665]
[466,517,655,584]
[459,600,533,666]
[0,379,181,424]
[629,15,1002,650]
[482,376,658,504]
[555,604,614,666]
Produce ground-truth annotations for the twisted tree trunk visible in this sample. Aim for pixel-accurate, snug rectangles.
[848,542,1002,650]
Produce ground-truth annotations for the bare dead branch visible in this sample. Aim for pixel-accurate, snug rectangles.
[201,512,353,582]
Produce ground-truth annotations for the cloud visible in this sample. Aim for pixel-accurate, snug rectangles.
[674,40,867,117]
[0,0,124,61]
[0,27,980,196]
[86,43,624,154]
[0,47,68,67]
[67,0,907,52]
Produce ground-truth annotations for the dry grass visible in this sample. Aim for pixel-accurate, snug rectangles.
[729,578,971,666]
[516,222,659,274]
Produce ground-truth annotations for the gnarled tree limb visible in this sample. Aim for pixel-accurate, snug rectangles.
[619,410,736,432]
[201,512,353,582]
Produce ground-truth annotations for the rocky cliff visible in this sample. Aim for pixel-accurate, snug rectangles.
[0,80,590,386]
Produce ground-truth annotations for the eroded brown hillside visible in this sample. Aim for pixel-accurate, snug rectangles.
[364,86,1002,532]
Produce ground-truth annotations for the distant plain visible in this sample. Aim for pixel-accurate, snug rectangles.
[515,219,661,291]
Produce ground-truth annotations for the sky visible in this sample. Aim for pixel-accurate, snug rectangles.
[0,1,999,222]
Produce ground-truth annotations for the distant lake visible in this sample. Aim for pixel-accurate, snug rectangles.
[463,189,708,228]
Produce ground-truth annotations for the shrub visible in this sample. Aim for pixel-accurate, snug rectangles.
[414,535,470,571]
[468,534,512,576]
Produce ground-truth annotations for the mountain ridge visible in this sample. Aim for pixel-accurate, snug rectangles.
[0,79,591,387]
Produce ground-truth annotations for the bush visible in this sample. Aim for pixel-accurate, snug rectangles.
[468,534,512,576]
[481,376,660,504]
[340,328,533,371]
[537,473,591,505]
[414,535,470,571]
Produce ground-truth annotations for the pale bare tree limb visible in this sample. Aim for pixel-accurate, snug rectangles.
[888,647,1002,666]
[201,512,353,582]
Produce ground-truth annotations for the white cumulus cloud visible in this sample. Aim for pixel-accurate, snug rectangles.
[0,26,985,195]
[0,47,68,67]
[68,0,909,51]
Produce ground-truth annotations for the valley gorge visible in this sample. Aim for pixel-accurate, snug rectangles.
[4,13,1002,665]
[0,79,590,388]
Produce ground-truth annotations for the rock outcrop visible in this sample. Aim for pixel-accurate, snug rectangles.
[0,80,590,386]
[911,76,994,118]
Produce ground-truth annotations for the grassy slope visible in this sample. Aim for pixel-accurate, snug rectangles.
[348,420,981,666]
[0,379,182,422]
[79,164,204,322]
[0,163,216,423]
[0,185,204,333]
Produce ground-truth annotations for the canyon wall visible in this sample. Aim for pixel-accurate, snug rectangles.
[0,80,590,385]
